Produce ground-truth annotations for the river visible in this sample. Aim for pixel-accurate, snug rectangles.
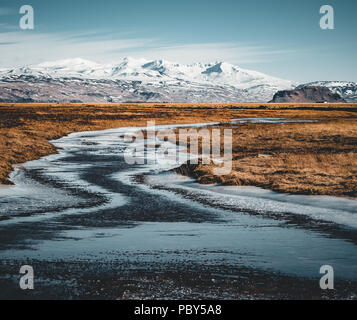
[0,120,356,299]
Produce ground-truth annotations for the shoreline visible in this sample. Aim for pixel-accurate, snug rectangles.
[173,160,357,199]
[167,119,357,199]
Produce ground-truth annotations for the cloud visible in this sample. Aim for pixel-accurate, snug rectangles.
[0,28,297,68]
[0,30,156,67]
[127,42,294,65]
[0,41,17,45]
[0,7,16,16]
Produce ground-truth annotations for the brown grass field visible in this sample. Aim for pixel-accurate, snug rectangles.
[0,102,357,198]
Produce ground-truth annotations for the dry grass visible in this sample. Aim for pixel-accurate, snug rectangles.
[0,103,356,198]
[174,120,357,198]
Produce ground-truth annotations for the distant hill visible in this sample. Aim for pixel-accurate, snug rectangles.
[296,81,357,103]
[269,86,346,103]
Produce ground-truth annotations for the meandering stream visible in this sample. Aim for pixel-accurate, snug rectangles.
[0,120,356,298]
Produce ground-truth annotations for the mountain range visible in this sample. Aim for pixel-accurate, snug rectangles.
[0,57,356,103]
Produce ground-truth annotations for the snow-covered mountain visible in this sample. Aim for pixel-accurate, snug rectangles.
[296,81,357,103]
[1,57,292,88]
[0,57,297,103]
[1,58,355,103]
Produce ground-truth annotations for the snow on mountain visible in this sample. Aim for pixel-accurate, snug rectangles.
[296,81,357,103]
[0,57,296,103]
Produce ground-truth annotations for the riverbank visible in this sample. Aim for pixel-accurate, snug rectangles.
[172,119,357,198]
[0,103,356,198]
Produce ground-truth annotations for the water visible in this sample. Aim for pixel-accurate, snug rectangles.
[0,121,356,283]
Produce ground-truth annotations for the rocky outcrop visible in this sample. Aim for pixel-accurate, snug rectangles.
[297,81,357,103]
[270,86,346,103]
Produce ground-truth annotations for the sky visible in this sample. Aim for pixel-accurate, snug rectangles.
[0,0,356,83]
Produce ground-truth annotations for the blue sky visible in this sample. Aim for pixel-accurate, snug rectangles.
[0,0,356,83]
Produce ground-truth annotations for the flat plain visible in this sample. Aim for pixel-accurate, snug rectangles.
[0,102,356,197]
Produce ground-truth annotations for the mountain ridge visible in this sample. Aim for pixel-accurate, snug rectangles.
[0,58,355,103]
[1,57,293,87]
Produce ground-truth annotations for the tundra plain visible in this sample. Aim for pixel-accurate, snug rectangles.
[0,102,356,198]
